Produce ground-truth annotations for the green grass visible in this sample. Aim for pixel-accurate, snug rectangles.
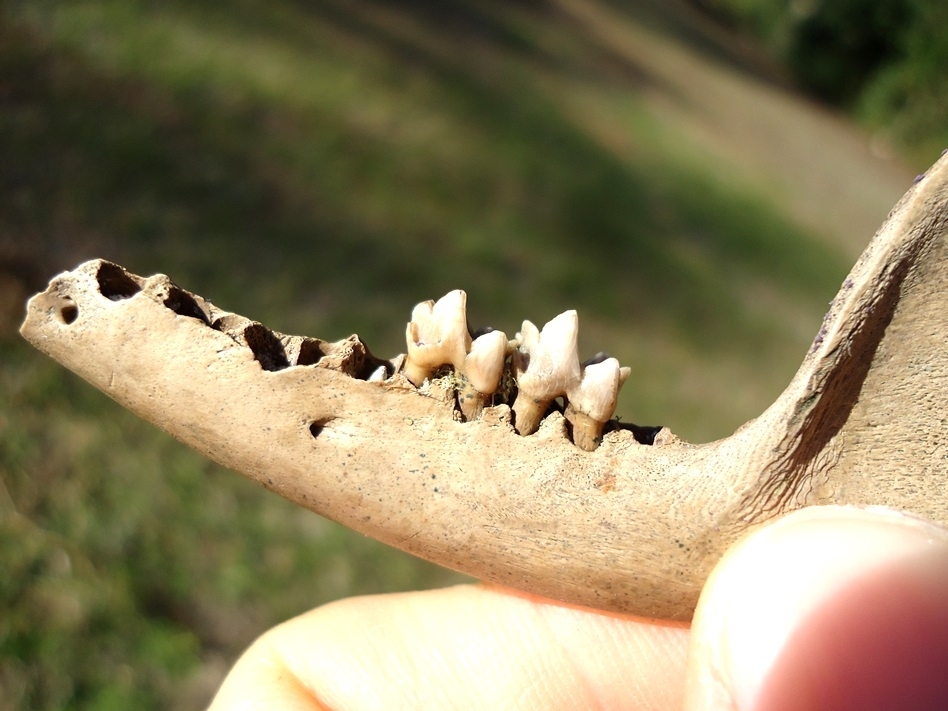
[698,0,948,170]
[0,0,881,707]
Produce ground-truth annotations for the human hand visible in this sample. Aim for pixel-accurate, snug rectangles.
[208,506,948,710]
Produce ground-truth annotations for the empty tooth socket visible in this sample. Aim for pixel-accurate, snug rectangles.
[96,261,143,301]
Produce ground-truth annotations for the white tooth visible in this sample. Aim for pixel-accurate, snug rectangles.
[404,290,472,386]
[568,357,622,423]
[541,310,579,361]
[368,365,388,382]
[511,310,583,436]
[465,330,507,395]
[409,299,437,333]
[517,310,581,396]
[565,357,631,452]
[457,328,509,422]
[516,319,541,353]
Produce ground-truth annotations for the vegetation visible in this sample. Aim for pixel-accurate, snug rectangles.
[697,0,948,166]
[0,0,916,707]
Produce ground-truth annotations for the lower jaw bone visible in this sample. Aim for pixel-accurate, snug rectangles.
[19,153,948,621]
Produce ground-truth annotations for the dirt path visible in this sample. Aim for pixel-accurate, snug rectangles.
[558,0,914,258]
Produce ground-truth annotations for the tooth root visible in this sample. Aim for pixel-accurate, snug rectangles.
[457,375,487,421]
[564,406,602,452]
[512,396,549,436]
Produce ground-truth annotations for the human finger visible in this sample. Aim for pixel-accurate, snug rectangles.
[208,583,689,710]
[685,505,948,711]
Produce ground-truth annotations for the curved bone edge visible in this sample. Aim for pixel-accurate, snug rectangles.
[739,151,948,528]
[18,154,948,620]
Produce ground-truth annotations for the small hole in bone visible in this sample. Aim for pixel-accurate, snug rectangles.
[296,339,326,366]
[309,420,331,439]
[243,323,290,371]
[163,286,210,325]
[60,302,79,324]
[96,262,142,300]
[612,423,663,446]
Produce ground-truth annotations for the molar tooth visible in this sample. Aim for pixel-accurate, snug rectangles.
[403,292,508,421]
[404,290,471,387]
[565,358,630,451]
[511,310,582,436]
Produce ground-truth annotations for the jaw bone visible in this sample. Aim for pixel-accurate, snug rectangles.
[20,153,948,621]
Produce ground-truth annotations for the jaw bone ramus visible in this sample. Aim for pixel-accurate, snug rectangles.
[20,153,948,621]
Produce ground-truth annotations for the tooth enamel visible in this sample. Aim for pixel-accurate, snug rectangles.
[565,357,630,451]
[456,329,509,421]
[465,329,508,394]
[511,310,582,436]
[404,290,471,387]
[403,291,510,421]
[405,295,631,440]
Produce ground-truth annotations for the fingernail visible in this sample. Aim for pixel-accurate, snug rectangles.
[690,506,948,711]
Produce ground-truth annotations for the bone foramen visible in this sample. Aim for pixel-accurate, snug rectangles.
[20,153,948,621]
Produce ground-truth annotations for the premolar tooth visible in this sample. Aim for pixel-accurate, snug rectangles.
[565,358,630,451]
[458,329,508,421]
[511,310,582,436]
[465,330,508,393]
[404,290,471,387]
[404,291,508,421]
[405,295,630,441]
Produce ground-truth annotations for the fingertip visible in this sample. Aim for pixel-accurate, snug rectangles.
[208,584,690,710]
[686,506,948,711]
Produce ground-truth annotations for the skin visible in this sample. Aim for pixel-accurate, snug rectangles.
[208,506,948,711]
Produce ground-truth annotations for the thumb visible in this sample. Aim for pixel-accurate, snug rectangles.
[684,505,948,711]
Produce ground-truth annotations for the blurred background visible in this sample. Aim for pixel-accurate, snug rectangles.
[1,0,944,707]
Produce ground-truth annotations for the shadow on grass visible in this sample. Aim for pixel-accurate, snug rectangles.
[2,1,846,353]
[1,3,856,708]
